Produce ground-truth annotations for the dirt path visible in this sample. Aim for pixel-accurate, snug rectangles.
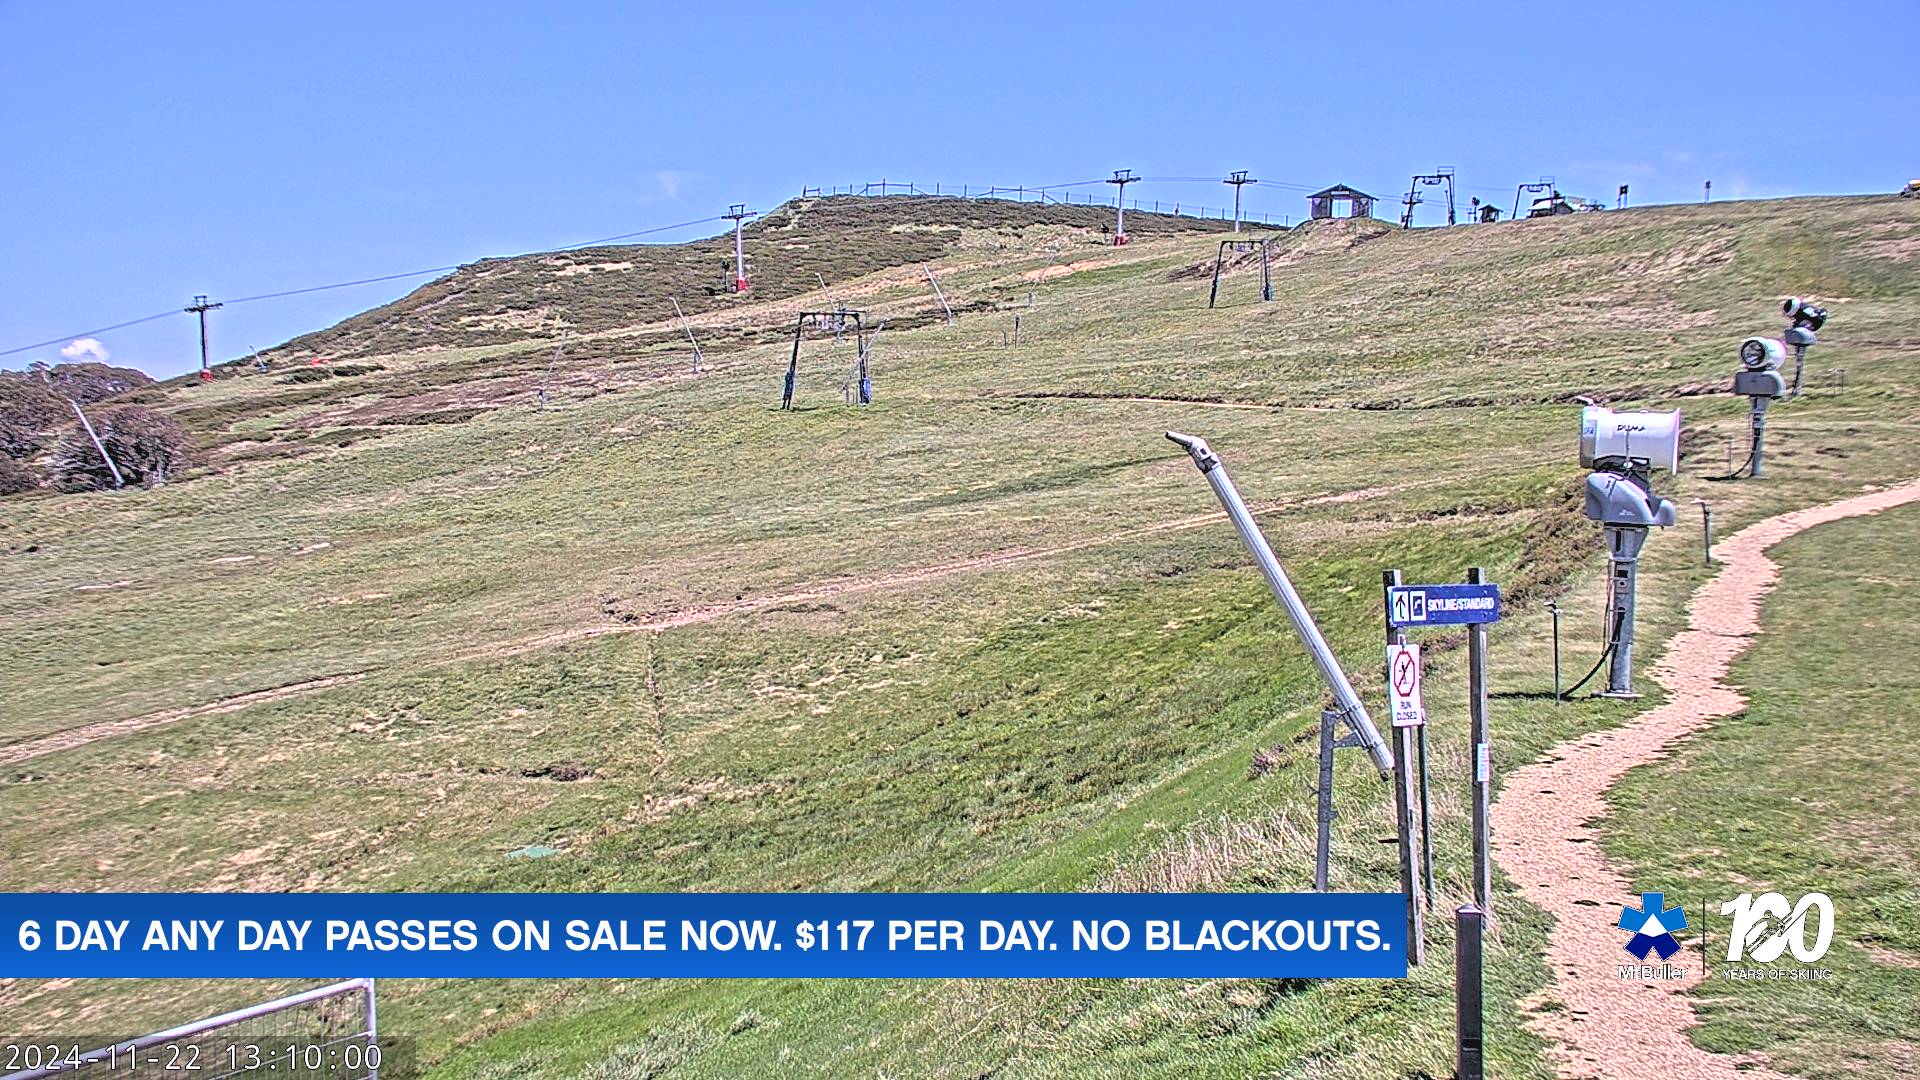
[7,483,1408,764]
[1009,392,1324,412]
[1492,480,1920,1080]
[0,672,369,768]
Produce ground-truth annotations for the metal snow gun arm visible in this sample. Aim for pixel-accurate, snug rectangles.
[1164,431,1395,778]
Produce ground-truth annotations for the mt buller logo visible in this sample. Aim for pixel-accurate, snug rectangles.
[1618,891,1687,960]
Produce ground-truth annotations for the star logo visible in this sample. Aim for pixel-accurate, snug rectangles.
[1618,891,1688,960]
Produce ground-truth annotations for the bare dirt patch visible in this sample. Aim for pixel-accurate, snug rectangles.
[1024,259,1101,282]
[1614,237,1736,281]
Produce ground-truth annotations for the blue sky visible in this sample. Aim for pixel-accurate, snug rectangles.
[3,0,1913,378]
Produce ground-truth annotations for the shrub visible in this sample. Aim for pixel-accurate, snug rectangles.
[47,405,197,492]
[0,380,66,459]
[27,362,153,405]
[0,454,38,495]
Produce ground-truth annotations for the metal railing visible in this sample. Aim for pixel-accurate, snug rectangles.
[5,979,379,1080]
[799,181,1289,228]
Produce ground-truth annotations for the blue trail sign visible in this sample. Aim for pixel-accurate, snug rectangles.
[1388,583,1501,627]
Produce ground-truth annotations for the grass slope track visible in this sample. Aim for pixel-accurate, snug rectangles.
[2,193,1917,1078]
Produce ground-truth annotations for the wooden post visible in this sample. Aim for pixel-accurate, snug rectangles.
[1456,904,1486,1080]
[1550,601,1562,702]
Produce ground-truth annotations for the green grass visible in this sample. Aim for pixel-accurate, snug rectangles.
[269,195,1239,361]
[1604,503,1920,1079]
[2,192,1918,1076]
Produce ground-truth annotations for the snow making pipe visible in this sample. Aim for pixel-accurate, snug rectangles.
[1165,431,1395,778]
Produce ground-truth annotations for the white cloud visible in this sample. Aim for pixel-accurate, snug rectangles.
[617,169,700,206]
[649,169,695,200]
[59,337,110,364]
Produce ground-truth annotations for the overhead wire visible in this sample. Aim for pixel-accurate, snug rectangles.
[2,214,734,357]
[1141,175,1321,191]
[0,311,185,360]
[225,214,733,306]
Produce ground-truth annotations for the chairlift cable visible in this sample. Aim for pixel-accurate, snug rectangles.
[2,215,731,358]
[0,310,182,359]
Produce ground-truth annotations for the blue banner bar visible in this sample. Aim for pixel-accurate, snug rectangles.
[1388,583,1501,626]
[0,893,1406,979]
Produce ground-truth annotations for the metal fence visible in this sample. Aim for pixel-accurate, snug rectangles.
[800,181,1290,227]
[5,979,381,1079]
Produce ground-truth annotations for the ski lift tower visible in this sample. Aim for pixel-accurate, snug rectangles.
[1107,170,1138,244]
[1512,177,1554,221]
[185,294,223,383]
[1400,168,1456,228]
[723,204,754,292]
[1224,170,1257,232]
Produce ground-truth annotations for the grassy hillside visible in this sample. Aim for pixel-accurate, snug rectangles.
[270,195,1240,359]
[2,192,1916,1077]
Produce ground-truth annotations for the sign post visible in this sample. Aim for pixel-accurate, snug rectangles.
[1466,567,1493,913]
[1382,570,1426,965]
[1387,572,1502,915]
[1391,632,1435,904]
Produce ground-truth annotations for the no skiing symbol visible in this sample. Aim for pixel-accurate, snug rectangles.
[1393,651,1420,698]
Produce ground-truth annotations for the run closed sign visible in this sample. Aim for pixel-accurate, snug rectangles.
[1386,642,1425,728]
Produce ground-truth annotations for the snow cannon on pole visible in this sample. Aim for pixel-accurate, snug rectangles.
[1578,407,1681,697]
[1165,430,1394,778]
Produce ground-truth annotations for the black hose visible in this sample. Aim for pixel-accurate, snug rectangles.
[1558,609,1625,699]
[1558,642,1615,699]
[1704,449,1756,483]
